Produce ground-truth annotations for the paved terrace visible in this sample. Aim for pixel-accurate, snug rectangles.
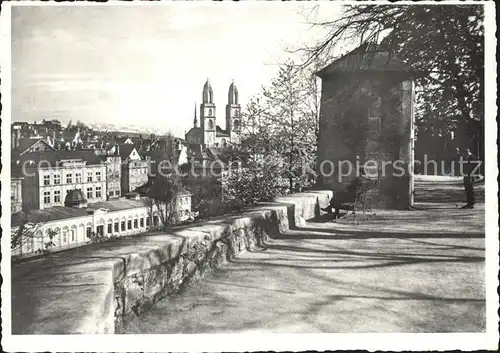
[11,176,486,334]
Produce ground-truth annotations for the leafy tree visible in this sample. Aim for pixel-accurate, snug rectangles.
[299,4,484,156]
[221,137,288,205]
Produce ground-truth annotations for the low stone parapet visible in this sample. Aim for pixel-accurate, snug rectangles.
[11,190,331,334]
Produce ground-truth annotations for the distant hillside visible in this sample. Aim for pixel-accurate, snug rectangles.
[86,122,167,136]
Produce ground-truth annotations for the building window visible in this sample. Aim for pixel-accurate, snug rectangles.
[87,187,93,199]
[75,172,82,183]
[43,191,51,204]
[134,219,138,229]
[62,229,68,243]
[96,186,102,198]
[43,175,50,186]
[87,172,93,182]
[107,223,112,234]
[121,221,126,231]
[140,218,144,228]
[368,116,382,138]
[66,173,72,184]
[54,174,61,185]
[114,222,119,233]
[127,220,132,230]
[26,237,33,253]
[71,228,76,242]
[146,217,150,227]
[96,171,101,181]
[54,190,61,203]
[86,227,92,239]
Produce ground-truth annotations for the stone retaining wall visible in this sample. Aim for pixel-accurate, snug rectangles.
[12,191,330,334]
[111,190,331,332]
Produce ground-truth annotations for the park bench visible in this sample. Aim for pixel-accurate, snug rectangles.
[333,182,374,224]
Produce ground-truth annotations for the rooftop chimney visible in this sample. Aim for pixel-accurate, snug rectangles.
[13,126,21,148]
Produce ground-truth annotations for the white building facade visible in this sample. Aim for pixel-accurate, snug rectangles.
[11,199,161,258]
[23,159,107,210]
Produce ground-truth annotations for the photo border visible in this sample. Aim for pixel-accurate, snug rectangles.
[1,1,498,351]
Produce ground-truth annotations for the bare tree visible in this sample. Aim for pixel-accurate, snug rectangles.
[295,4,484,156]
[11,212,58,255]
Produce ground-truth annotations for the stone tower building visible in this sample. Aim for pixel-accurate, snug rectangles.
[316,44,420,209]
[200,79,216,147]
[226,81,241,144]
[186,79,241,148]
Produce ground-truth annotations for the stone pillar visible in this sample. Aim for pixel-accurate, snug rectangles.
[399,79,414,208]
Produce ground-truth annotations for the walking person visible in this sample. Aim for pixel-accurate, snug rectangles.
[458,147,477,209]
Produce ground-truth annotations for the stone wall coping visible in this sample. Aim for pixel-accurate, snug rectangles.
[11,190,331,334]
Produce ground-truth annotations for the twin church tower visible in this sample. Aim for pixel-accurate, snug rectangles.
[185,79,241,148]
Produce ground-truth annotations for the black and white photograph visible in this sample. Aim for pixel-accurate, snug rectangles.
[1,1,497,351]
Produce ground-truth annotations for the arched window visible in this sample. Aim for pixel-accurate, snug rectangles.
[114,218,120,233]
[235,110,240,117]
[78,224,85,243]
[86,222,92,239]
[208,119,214,130]
[62,227,69,244]
[25,236,33,254]
[121,217,126,232]
[208,108,213,117]
[233,120,240,130]
[35,230,44,252]
[53,227,61,247]
[221,138,227,147]
[107,218,113,235]
[71,225,77,243]
[127,216,133,230]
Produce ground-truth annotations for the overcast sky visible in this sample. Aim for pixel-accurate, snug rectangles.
[12,2,342,137]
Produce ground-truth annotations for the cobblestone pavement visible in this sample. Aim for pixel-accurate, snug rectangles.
[121,177,485,333]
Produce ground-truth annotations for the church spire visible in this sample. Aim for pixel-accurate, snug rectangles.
[202,79,213,104]
[193,102,198,127]
[228,80,238,105]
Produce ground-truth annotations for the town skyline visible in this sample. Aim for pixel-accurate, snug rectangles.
[12,2,341,137]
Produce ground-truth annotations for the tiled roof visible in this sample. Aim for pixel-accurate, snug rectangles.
[14,150,104,167]
[15,138,56,155]
[315,43,418,77]
[117,143,137,160]
[206,147,223,161]
[216,126,230,137]
[186,127,202,139]
[11,198,147,227]
[11,163,25,178]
